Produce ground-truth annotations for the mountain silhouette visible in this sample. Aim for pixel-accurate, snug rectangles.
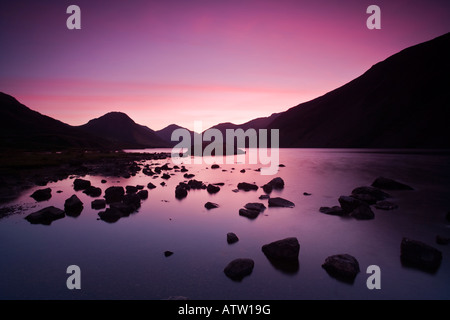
[268,32,450,148]
[155,124,200,147]
[0,93,113,151]
[78,112,169,149]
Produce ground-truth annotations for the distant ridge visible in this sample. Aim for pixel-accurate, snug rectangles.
[268,32,450,148]
[78,112,170,149]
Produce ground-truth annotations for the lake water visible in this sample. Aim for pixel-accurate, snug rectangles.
[1,149,449,300]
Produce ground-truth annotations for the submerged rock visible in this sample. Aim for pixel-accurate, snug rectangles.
[268,197,295,208]
[400,238,442,272]
[237,182,258,191]
[25,206,65,225]
[204,202,219,210]
[223,258,254,281]
[30,188,52,202]
[227,232,239,244]
[322,254,360,283]
[374,200,398,210]
[319,206,345,216]
[372,176,414,190]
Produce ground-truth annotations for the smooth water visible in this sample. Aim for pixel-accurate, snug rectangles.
[1,149,449,300]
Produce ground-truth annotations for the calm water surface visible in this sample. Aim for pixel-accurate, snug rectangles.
[1,149,449,300]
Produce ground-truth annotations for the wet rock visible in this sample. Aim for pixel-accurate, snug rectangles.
[240,169,246,173]
[64,194,83,216]
[73,178,91,191]
[183,173,195,179]
[188,179,206,190]
[436,235,450,245]
[175,183,189,199]
[349,203,374,220]
[30,188,52,202]
[267,177,285,189]
[98,207,123,223]
[237,182,258,191]
[160,181,166,186]
[244,203,266,212]
[207,184,220,194]
[350,193,379,205]
[101,179,107,184]
[180,166,188,172]
[161,173,171,180]
[136,185,144,190]
[137,190,149,200]
[83,186,102,197]
[223,258,254,281]
[400,238,442,272]
[25,206,65,225]
[374,200,398,210]
[143,168,155,176]
[147,182,156,189]
[164,251,174,257]
[91,199,106,210]
[259,194,270,200]
[122,193,141,212]
[262,184,273,194]
[211,164,220,169]
[262,237,300,262]
[205,202,219,210]
[319,206,345,216]
[104,186,125,204]
[372,177,414,190]
[239,208,260,219]
[322,254,360,283]
[227,232,239,244]
[303,192,312,196]
[268,197,295,208]
[126,185,138,194]
[351,186,390,202]
[338,196,364,214]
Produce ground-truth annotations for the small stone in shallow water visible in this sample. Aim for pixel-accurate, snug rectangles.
[204,202,219,210]
[164,251,174,257]
[322,254,360,283]
[227,232,239,244]
[223,258,254,281]
[268,197,295,208]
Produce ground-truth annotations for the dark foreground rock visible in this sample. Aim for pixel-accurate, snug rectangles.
[147,182,156,189]
[30,188,52,202]
[227,232,239,244]
[204,202,219,210]
[164,251,174,257]
[262,237,300,273]
[25,206,65,225]
[351,186,391,203]
[338,196,374,220]
[374,200,398,210]
[372,177,414,190]
[239,208,260,220]
[137,190,148,199]
[206,184,220,194]
[98,207,123,223]
[223,258,254,281]
[400,238,442,272]
[349,203,375,220]
[322,254,360,283]
[73,178,91,191]
[175,183,189,199]
[237,182,258,191]
[64,194,83,216]
[104,186,125,203]
[91,199,106,210]
[319,206,345,216]
[83,186,102,197]
[268,197,295,208]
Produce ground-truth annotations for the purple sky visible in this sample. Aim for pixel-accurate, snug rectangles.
[1,0,449,131]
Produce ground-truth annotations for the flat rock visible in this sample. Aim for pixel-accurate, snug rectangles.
[322,254,360,283]
[372,176,414,190]
[262,237,300,261]
[374,200,398,210]
[400,238,442,272]
[319,206,345,216]
[237,182,258,191]
[73,178,91,191]
[244,202,266,212]
[205,202,219,210]
[239,208,260,219]
[30,188,52,202]
[227,232,239,244]
[25,206,65,225]
[223,258,254,281]
[268,197,295,208]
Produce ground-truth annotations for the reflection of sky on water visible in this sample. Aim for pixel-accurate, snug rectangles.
[0,149,449,299]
